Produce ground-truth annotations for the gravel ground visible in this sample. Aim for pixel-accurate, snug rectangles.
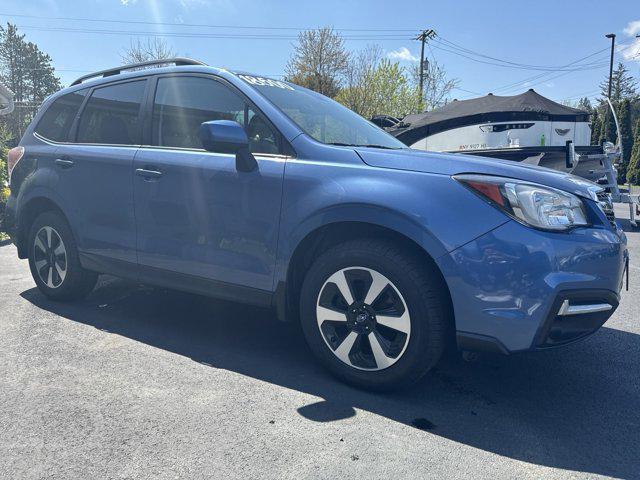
[0,205,638,479]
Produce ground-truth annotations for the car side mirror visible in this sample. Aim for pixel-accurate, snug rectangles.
[199,120,257,172]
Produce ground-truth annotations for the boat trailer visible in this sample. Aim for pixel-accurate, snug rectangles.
[567,98,640,227]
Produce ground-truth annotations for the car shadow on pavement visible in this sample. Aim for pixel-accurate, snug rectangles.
[21,277,640,479]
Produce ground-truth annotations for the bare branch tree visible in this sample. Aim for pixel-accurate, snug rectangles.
[339,44,382,114]
[120,37,176,64]
[285,27,349,97]
[409,59,459,111]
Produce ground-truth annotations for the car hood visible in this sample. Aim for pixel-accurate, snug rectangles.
[356,148,601,200]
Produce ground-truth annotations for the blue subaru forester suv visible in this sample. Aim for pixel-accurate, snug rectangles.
[3,58,628,390]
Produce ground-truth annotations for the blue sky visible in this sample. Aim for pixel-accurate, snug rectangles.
[1,0,639,104]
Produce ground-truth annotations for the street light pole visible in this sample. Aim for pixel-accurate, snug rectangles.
[605,33,616,99]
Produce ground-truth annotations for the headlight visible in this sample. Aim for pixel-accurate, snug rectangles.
[455,174,589,231]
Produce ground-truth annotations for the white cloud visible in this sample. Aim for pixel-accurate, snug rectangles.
[620,39,640,62]
[387,47,419,62]
[616,20,640,63]
[623,20,640,37]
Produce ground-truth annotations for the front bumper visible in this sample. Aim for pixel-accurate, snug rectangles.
[437,218,628,354]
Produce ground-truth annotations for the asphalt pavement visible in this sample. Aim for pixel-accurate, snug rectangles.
[0,206,638,479]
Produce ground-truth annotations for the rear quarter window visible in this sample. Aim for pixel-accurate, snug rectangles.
[35,89,87,142]
[77,80,146,145]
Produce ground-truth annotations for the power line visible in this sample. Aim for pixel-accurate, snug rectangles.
[430,41,609,72]
[472,48,612,98]
[561,89,601,102]
[15,25,412,41]
[436,36,605,71]
[0,12,418,32]
[484,42,640,97]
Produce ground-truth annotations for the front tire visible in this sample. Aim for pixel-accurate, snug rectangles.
[27,211,98,301]
[300,239,450,391]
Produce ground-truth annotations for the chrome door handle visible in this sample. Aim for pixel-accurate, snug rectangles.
[135,168,163,179]
[55,158,75,168]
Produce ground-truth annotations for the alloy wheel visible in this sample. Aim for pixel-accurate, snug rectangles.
[33,225,67,289]
[316,267,411,371]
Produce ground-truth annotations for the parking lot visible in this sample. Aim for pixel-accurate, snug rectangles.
[0,204,638,479]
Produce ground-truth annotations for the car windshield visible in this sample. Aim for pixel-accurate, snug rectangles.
[238,74,407,149]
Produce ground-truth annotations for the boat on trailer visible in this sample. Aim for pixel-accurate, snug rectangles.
[383,89,606,182]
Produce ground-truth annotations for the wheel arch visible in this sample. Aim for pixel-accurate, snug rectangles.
[278,220,455,339]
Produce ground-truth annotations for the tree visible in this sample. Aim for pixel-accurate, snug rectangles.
[598,63,638,144]
[120,37,176,64]
[0,23,61,147]
[337,44,382,116]
[285,27,349,97]
[577,97,593,112]
[628,119,640,185]
[409,59,458,111]
[336,59,421,119]
[599,62,638,103]
[591,109,602,145]
[616,99,633,182]
[601,101,618,144]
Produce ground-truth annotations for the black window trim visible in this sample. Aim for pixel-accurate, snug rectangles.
[141,72,295,158]
[70,76,151,147]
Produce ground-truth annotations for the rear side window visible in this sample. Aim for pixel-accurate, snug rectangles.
[77,80,146,145]
[35,89,87,142]
[152,76,280,154]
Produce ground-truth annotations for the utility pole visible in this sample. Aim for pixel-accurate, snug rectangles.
[605,33,615,98]
[415,29,436,103]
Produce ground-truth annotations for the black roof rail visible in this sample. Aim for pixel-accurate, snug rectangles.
[70,57,206,86]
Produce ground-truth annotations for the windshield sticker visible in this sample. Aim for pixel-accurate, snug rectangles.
[238,74,294,91]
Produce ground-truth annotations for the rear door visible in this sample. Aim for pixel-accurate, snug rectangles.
[133,74,286,293]
[30,88,88,197]
[54,79,148,265]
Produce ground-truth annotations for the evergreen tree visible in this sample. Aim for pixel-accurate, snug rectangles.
[602,102,618,144]
[616,99,633,183]
[0,23,61,147]
[599,62,638,103]
[628,119,640,185]
[597,63,638,145]
[577,97,593,112]
[591,109,602,145]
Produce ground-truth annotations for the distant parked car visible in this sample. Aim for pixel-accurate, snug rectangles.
[2,59,628,390]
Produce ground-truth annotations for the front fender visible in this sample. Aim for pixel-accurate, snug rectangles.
[276,202,445,285]
[274,152,509,287]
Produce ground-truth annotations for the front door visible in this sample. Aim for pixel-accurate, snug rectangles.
[133,75,286,293]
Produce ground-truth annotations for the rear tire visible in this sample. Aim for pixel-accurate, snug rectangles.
[27,211,98,301]
[300,239,450,391]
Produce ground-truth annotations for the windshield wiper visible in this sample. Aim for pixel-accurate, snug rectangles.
[357,144,402,150]
[327,142,401,150]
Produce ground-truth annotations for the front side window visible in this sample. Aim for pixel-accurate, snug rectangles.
[152,76,280,155]
[238,74,406,149]
[35,89,87,142]
[77,80,146,145]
